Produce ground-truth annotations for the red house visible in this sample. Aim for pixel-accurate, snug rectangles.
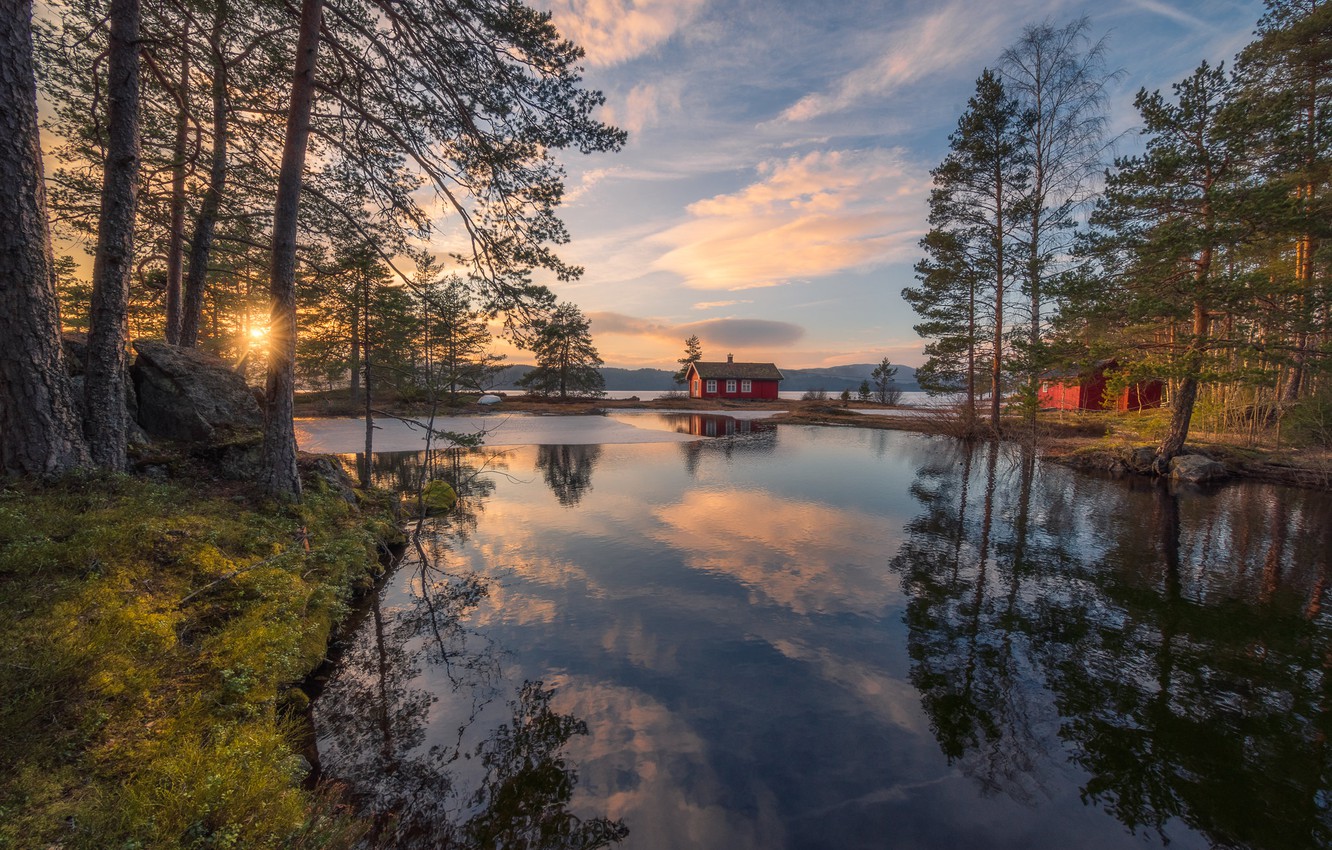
[685,355,783,400]
[1038,360,1163,412]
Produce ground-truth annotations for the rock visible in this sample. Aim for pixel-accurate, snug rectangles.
[302,455,358,505]
[478,394,502,405]
[130,340,262,441]
[1169,454,1229,484]
[401,479,458,516]
[1123,446,1157,474]
[62,332,88,376]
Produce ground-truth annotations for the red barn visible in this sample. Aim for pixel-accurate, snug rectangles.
[685,355,783,400]
[1038,360,1163,412]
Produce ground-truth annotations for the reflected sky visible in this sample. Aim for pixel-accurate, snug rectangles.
[313,426,1332,850]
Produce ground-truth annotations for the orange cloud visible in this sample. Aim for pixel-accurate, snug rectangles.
[649,489,900,616]
[652,149,927,290]
[541,0,707,68]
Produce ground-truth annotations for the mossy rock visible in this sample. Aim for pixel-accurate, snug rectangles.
[401,480,457,516]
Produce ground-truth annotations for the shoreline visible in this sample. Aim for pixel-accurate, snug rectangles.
[295,395,1331,492]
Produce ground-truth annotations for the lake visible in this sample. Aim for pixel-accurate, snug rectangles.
[308,414,1332,849]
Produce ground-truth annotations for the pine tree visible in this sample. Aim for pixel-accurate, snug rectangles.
[420,275,503,404]
[0,0,89,477]
[871,358,901,404]
[673,334,703,386]
[907,70,1027,431]
[517,302,605,399]
[1233,0,1332,402]
[1087,63,1246,470]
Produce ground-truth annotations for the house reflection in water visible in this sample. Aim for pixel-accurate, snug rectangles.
[679,413,771,437]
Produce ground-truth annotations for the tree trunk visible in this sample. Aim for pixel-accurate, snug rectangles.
[966,277,976,429]
[180,0,228,347]
[164,26,189,344]
[1025,197,1041,426]
[361,271,372,488]
[349,301,360,404]
[84,0,142,471]
[1154,299,1208,472]
[0,0,90,477]
[990,169,1005,433]
[262,0,322,500]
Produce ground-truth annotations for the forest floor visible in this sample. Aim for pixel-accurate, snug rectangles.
[0,464,398,849]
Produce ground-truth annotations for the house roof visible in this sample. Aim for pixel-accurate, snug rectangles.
[1040,358,1119,381]
[689,361,784,381]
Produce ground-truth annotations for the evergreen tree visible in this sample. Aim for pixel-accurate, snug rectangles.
[871,358,901,404]
[0,0,89,477]
[907,70,1027,431]
[908,228,981,411]
[1086,63,1246,470]
[1233,0,1332,402]
[673,334,703,386]
[82,0,141,471]
[420,275,504,404]
[260,0,625,498]
[517,302,605,399]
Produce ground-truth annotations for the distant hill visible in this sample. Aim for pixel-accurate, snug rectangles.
[491,363,918,393]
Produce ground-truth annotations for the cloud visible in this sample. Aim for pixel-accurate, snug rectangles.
[540,0,708,68]
[588,312,804,350]
[1124,0,1207,29]
[648,489,900,616]
[692,299,750,311]
[676,318,804,348]
[778,3,1010,123]
[601,81,684,136]
[651,148,928,290]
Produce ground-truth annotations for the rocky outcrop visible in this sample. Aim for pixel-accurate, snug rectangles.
[1169,454,1229,485]
[130,340,262,441]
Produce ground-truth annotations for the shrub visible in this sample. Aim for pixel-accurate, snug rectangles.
[1285,390,1332,448]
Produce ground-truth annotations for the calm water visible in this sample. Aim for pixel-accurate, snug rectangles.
[311,418,1332,849]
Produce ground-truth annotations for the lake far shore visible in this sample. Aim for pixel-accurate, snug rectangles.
[295,390,1332,491]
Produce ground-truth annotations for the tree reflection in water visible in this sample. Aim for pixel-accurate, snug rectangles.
[315,447,628,849]
[892,441,1332,849]
[536,444,603,507]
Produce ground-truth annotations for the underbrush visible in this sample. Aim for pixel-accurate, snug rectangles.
[0,472,386,849]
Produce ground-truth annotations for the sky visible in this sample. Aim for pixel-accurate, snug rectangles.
[498,0,1266,370]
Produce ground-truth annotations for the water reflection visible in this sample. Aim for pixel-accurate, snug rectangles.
[316,451,627,848]
[891,440,1332,848]
[537,444,603,507]
[607,412,773,439]
[317,429,1332,850]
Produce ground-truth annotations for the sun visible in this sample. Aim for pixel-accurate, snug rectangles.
[249,327,267,340]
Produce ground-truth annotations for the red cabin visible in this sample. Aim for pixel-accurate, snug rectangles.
[1038,360,1163,412]
[685,355,783,400]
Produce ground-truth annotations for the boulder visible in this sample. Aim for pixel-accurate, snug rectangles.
[131,340,262,441]
[1169,454,1229,485]
[302,455,358,505]
[62,331,88,375]
[1122,446,1157,474]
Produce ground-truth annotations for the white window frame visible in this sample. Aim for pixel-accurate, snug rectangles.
[740,379,752,393]
[705,379,717,393]
[726,379,737,393]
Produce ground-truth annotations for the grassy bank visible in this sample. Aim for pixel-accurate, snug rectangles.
[0,470,396,849]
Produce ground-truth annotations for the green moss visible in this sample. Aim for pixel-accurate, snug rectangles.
[0,472,388,850]
[404,479,458,515]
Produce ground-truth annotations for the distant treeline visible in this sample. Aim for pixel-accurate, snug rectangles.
[490,364,921,393]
